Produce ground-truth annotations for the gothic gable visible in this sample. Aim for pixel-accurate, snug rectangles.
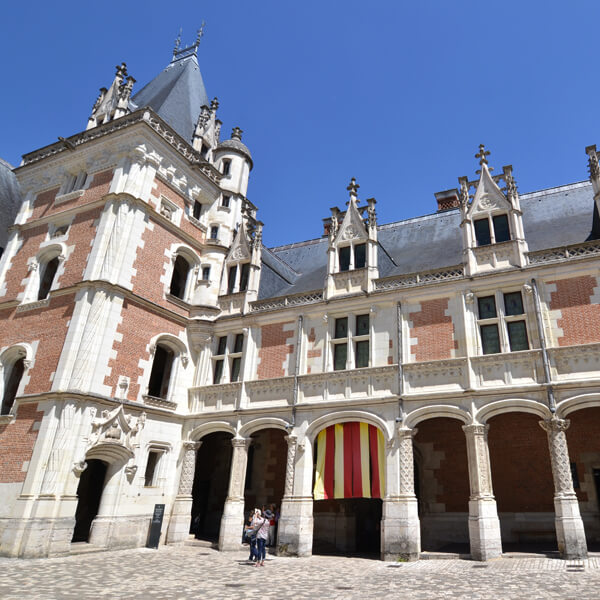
[469,164,510,216]
[226,223,251,263]
[334,199,368,244]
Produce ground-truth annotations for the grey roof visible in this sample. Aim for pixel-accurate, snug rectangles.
[0,158,22,254]
[257,180,598,300]
[216,138,253,166]
[131,53,208,143]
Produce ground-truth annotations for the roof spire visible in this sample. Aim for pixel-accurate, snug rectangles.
[347,177,359,205]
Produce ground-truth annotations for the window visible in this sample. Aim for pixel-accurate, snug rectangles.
[200,143,209,159]
[212,333,245,384]
[63,171,87,195]
[37,256,60,300]
[474,214,511,246]
[239,263,250,292]
[192,200,202,220]
[147,344,175,399]
[144,450,161,487]
[227,265,237,294]
[477,291,529,355]
[210,226,219,240]
[221,195,231,208]
[202,266,211,281]
[222,159,231,176]
[1,356,25,415]
[169,255,191,300]
[338,242,367,272]
[332,314,369,370]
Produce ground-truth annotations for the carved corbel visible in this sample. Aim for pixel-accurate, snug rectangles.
[464,290,475,304]
[73,460,87,477]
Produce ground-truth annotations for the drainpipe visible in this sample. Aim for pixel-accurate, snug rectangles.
[531,278,556,413]
[396,302,404,421]
[291,314,303,427]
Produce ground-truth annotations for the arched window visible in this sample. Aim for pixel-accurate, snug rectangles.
[169,255,191,300]
[1,356,25,415]
[38,256,60,300]
[147,343,175,399]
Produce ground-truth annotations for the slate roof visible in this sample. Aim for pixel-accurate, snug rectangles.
[257,180,598,300]
[131,53,208,143]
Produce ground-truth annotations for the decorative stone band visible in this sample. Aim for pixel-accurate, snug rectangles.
[528,239,600,265]
[539,417,576,498]
[283,434,298,498]
[177,440,202,496]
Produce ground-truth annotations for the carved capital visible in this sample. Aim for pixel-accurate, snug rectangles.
[396,425,417,439]
[231,436,250,449]
[539,417,570,433]
[182,440,202,452]
[73,461,87,476]
[462,423,489,438]
[464,290,475,304]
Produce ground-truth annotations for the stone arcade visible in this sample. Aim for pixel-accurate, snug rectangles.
[1,35,600,561]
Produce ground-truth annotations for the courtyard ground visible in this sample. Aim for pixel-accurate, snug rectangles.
[1,544,599,599]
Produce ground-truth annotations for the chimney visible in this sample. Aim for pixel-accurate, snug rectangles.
[435,188,460,212]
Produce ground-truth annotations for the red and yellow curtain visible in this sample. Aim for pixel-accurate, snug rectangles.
[313,422,385,500]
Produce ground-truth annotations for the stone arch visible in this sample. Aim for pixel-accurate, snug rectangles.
[239,417,291,438]
[477,398,552,423]
[556,393,600,418]
[404,405,470,429]
[306,410,391,444]
[189,421,236,441]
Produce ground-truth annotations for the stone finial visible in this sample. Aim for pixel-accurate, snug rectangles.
[196,21,206,46]
[173,28,182,56]
[366,197,377,227]
[231,127,243,141]
[503,165,517,200]
[347,177,359,204]
[586,145,600,182]
[210,97,219,112]
[458,176,470,207]
[475,144,490,166]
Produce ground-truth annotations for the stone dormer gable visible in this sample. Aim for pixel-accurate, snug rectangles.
[87,63,136,130]
[468,162,511,217]
[333,195,369,245]
[227,221,252,264]
[459,145,528,276]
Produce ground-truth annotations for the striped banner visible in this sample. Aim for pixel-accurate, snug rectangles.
[314,422,385,500]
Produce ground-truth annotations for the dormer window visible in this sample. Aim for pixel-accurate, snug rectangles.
[338,242,366,272]
[227,265,237,294]
[222,159,231,177]
[474,214,511,246]
[239,263,250,292]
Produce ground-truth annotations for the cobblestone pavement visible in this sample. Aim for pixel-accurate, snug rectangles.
[1,545,600,600]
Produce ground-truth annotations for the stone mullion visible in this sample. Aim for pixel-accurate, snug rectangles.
[539,417,588,559]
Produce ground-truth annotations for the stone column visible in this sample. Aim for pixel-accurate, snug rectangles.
[166,441,201,544]
[218,436,250,551]
[463,423,502,560]
[381,426,420,561]
[539,417,588,559]
[277,434,314,557]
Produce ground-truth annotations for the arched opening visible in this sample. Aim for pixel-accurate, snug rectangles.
[312,422,384,557]
[565,407,600,551]
[488,412,556,554]
[169,255,191,300]
[147,343,175,399]
[38,256,60,300]
[191,432,233,542]
[244,428,287,547]
[72,459,108,543]
[1,356,25,415]
[414,417,470,553]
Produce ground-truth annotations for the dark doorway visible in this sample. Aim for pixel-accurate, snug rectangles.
[72,459,108,543]
[190,432,233,541]
[313,498,382,556]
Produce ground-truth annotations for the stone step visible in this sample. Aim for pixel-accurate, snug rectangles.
[69,542,107,556]
[184,537,218,549]
[420,551,471,560]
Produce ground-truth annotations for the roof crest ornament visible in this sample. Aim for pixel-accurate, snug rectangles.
[346,177,359,206]
[172,22,206,62]
[475,144,493,174]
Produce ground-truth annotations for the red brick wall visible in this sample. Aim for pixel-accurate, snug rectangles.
[130,216,197,317]
[565,408,600,505]
[0,294,74,394]
[488,412,554,512]
[30,169,113,222]
[257,322,294,380]
[151,178,206,243]
[415,417,470,512]
[103,299,185,400]
[409,298,457,361]
[548,276,600,346]
[0,403,44,483]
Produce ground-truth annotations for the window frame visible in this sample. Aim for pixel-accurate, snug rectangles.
[211,332,246,384]
[330,312,370,370]
[337,240,367,272]
[476,289,530,355]
[473,212,512,247]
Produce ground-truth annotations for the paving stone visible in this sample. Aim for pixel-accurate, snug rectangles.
[1,546,599,599]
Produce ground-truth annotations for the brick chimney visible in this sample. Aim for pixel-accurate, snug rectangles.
[435,188,460,212]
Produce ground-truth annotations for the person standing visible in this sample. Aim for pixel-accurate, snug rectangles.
[255,509,272,567]
[246,508,261,563]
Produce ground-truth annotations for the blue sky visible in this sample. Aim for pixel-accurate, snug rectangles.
[1,1,598,247]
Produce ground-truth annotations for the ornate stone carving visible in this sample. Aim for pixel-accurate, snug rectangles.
[462,423,493,499]
[397,426,417,495]
[539,417,575,497]
[177,440,201,495]
[283,435,298,498]
[227,437,250,500]
[73,460,87,476]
